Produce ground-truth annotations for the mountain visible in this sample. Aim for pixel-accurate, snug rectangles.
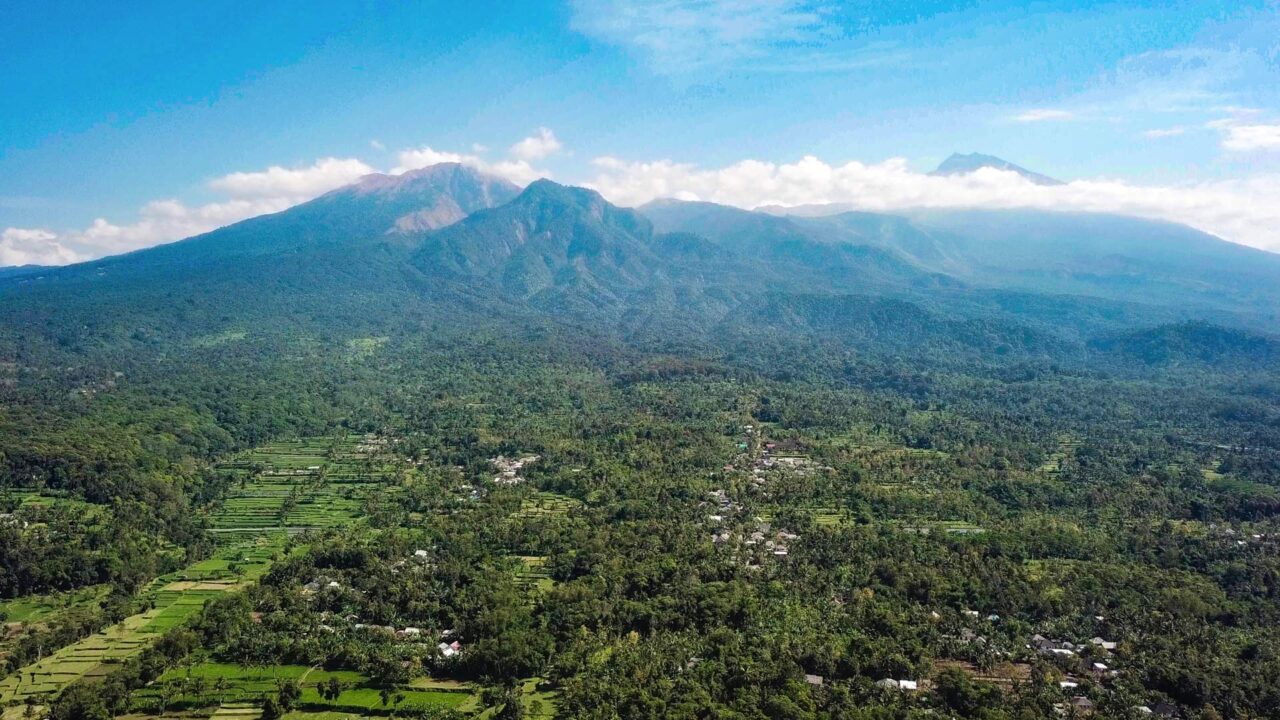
[0,265,48,279]
[5,163,1280,370]
[413,179,661,303]
[899,208,1280,323]
[0,164,522,348]
[638,198,954,294]
[930,152,1063,186]
[748,202,1280,330]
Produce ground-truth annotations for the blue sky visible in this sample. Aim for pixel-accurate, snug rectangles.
[2,0,1279,264]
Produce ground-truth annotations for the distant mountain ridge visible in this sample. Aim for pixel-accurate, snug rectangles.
[930,152,1064,186]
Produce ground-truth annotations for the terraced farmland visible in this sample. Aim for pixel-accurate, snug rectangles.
[207,437,394,542]
[514,491,582,519]
[0,435,397,705]
[0,537,283,704]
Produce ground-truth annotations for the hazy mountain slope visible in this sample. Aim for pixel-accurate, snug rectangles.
[1090,322,1280,368]
[638,199,951,295]
[0,266,48,279]
[718,292,1067,361]
[902,209,1280,320]
[749,199,1280,328]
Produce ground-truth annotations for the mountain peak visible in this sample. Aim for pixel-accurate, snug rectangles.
[932,152,1063,186]
[336,162,512,198]
[309,162,521,234]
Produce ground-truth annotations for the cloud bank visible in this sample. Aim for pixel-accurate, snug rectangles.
[586,155,1280,252]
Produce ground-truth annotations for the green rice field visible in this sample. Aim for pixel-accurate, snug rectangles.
[127,662,477,716]
[0,435,396,706]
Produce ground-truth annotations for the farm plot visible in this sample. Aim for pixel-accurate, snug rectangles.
[0,537,284,704]
[514,555,556,597]
[0,436,397,705]
[128,662,476,716]
[208,437,393,541]
[514,491,582,519]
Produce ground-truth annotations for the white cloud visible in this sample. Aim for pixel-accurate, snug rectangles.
[1218,123,1280,151]
[370,139,386,151]
[586,154,1280,252]
[2,129,569,267]
[570,0,835,74]
[2,158,373,266]
[392,143,551,186]
[1143,126,1186,139]
[1012,108,1075,122]
[0,227,86,266]
[509,128,562,162]
[208,157,375,199]
[391,147,482,175]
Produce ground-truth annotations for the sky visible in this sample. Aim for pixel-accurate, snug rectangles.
[2,0,1279,265]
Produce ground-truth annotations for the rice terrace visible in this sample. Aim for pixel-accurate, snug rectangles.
[0,435,424,712]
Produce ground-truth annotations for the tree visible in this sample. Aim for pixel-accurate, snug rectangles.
[276,679,301,712]
[322,677,344,701]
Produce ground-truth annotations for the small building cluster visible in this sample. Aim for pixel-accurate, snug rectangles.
[874,678,919,691]
[491,454,540,485]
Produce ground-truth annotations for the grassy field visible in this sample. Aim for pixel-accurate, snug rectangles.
[0,585,110,624]
[0,435,396,706]
[128,662,476,716]
[514,555,556,597]
[0,536,285,704]
[514,492,581,519]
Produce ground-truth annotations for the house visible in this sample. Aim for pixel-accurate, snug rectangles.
[413,549,430,558]
[876,679,916,691]
[1151,702,1180,718]
[1089,637,1117,651]
[1070,696,1094,712]
[438,642,460,658]
[804,674,824,686]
